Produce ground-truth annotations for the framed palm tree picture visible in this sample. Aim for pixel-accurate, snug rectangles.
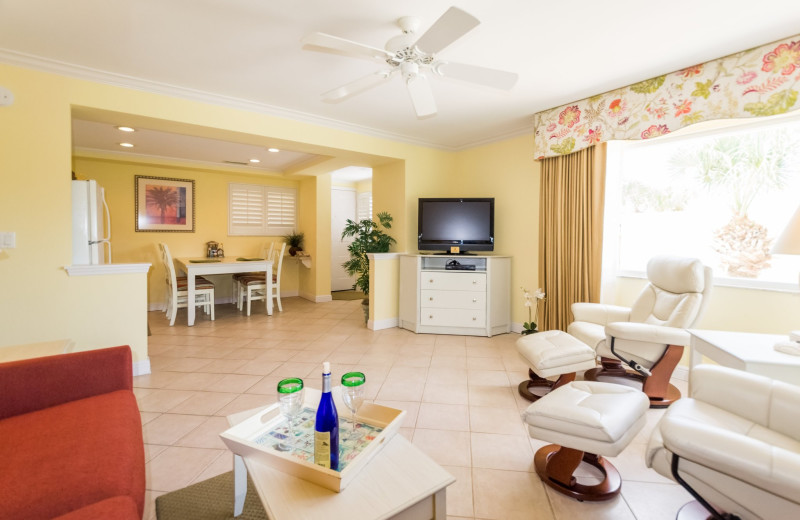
[135,175,195,232]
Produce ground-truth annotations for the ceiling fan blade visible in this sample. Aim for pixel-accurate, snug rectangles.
[435,61,519,90]
[322,71,394,103]
[413,6,480,55]
[406,74,437,119]
[302,32,392,62]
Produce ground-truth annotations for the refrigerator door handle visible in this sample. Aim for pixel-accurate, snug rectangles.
[102,195,112,263]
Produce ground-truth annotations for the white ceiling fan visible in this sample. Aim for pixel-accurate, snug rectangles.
[302,6,519,119]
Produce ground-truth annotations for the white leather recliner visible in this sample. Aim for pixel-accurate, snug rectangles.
[570,255,713,407]
[647,365,800,519]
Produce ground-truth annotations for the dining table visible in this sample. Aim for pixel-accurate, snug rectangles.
[174,256,273,326]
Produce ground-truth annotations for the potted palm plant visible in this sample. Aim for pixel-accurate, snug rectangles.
[341,212,395,323]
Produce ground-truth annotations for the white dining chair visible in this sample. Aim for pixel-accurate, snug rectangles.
[237,242,285,315]
[231,241,275,305]
[158,243,216,326]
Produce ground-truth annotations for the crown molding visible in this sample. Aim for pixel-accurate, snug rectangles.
[4,48,516,151]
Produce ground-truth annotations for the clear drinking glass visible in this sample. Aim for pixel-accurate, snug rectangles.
[341,372,366,441]
[276,377,304,452]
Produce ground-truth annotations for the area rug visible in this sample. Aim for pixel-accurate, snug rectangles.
[155,471,267,520]
[331,290,365,301]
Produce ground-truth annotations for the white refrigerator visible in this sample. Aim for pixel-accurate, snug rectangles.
[71,179,111,264]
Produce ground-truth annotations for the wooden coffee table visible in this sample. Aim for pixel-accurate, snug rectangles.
[226,407,455,519]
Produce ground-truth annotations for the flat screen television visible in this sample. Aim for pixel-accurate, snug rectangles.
[418,198,494,254]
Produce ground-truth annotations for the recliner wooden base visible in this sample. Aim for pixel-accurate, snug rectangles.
[517,369,576,402]
[534,444,621,501]
[584,344,684,408]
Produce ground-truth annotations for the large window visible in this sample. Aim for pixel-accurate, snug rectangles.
[606,116,800,290]
[229,183,297,236]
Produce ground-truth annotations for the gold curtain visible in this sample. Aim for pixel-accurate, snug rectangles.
[538,143,606,331]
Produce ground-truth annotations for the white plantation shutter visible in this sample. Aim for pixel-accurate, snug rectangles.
[266,188,297,234]
[229,183,296,236]
[357,191,372,221]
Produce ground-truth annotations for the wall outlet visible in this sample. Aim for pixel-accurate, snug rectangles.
[0,87,14,107]
[0,232,16,249]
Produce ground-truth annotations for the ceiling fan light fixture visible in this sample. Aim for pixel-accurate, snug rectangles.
[400,61,420,79]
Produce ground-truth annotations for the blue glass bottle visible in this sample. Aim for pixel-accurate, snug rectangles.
[314,361,339,470]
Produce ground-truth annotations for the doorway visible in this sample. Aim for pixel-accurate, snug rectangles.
[330,167,373,293]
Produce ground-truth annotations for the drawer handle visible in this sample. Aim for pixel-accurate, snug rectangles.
[429,297,434,301]
[429,279,434,283]
[429,315,434,319]
[472,280,477,284]
[472,317,477,321]
[472,298,477,302]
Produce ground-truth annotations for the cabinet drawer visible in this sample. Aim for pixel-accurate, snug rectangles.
[421,272,486,291]
[421,290,485,310]
[420,307,486,328]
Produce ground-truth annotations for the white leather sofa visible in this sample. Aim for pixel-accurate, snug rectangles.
[647,364,800,519]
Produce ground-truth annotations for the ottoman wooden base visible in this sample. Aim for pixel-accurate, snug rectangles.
[517,369,576,402]
[534,444,621,502]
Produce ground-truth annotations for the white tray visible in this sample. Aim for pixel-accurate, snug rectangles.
[220,387,405,492]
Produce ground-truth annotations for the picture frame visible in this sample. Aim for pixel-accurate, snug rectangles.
[135,175,195,232]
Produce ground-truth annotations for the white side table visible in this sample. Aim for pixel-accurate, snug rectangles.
[689,329,800,386]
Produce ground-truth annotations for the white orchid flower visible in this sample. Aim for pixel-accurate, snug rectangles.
[534,288,545,300]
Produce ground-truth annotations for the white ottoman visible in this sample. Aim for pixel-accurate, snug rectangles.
[522,380,649,501]
[516,330,597,401]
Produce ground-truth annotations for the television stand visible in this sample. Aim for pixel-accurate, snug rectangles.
[433,251,475,255]
[399,254,511,337]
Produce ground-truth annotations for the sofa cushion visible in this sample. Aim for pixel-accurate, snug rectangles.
[51,496,140,520]
[0,390,145,520]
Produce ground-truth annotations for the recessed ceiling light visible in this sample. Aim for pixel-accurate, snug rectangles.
[268,148,280,153]
[116,126,135,132]
[249,158,260,163]
[119,142,134,148]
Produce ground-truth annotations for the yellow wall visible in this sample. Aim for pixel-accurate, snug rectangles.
[451,135,541,326]
[2,60,798,372]
[73,156,302,307]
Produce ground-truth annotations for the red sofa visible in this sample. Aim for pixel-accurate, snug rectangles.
[0,346,145,520]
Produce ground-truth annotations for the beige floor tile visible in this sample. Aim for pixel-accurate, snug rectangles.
[442,465,474,518]
[215,394,274,417]
[416,402,470,431]
[375,378,425,401]
[465,356,505,370]
[167,391,238,415]
[136,388,196,413]
[175,415,230,449]
[192,450,234,483]
[146,446,224,492]
[469,405,527,435]
[373,400,420,428]
[412,429,471,467]
[203,373,264,393]
[621,481,692,520]
[471,467,554,520]
[467,369,510,387]
[422,382,469,405]
[142,413,208,445]
[467,385,518,409]
[546,485,636,520]
[470,432,534,472]
[164,372,226,391]
[143,301,692,518]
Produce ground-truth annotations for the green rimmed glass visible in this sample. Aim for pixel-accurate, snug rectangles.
[276,378,304,452]
[341,372,365,441]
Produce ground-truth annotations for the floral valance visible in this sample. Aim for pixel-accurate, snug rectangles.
[533,34,800,159]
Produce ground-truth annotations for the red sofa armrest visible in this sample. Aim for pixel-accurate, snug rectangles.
[0,345,133,420]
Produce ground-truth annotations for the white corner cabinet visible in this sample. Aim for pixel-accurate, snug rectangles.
[399,254,511,337]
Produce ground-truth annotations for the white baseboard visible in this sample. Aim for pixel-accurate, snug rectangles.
[133,358,151,376]
[301,291,332,303]
[369,317,399,331]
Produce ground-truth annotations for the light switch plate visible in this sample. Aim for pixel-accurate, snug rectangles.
[0,231,15,248]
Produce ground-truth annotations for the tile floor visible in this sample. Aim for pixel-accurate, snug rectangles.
[139,297,692,520]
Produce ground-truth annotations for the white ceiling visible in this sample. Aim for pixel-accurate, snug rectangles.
[2,0,800,156]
